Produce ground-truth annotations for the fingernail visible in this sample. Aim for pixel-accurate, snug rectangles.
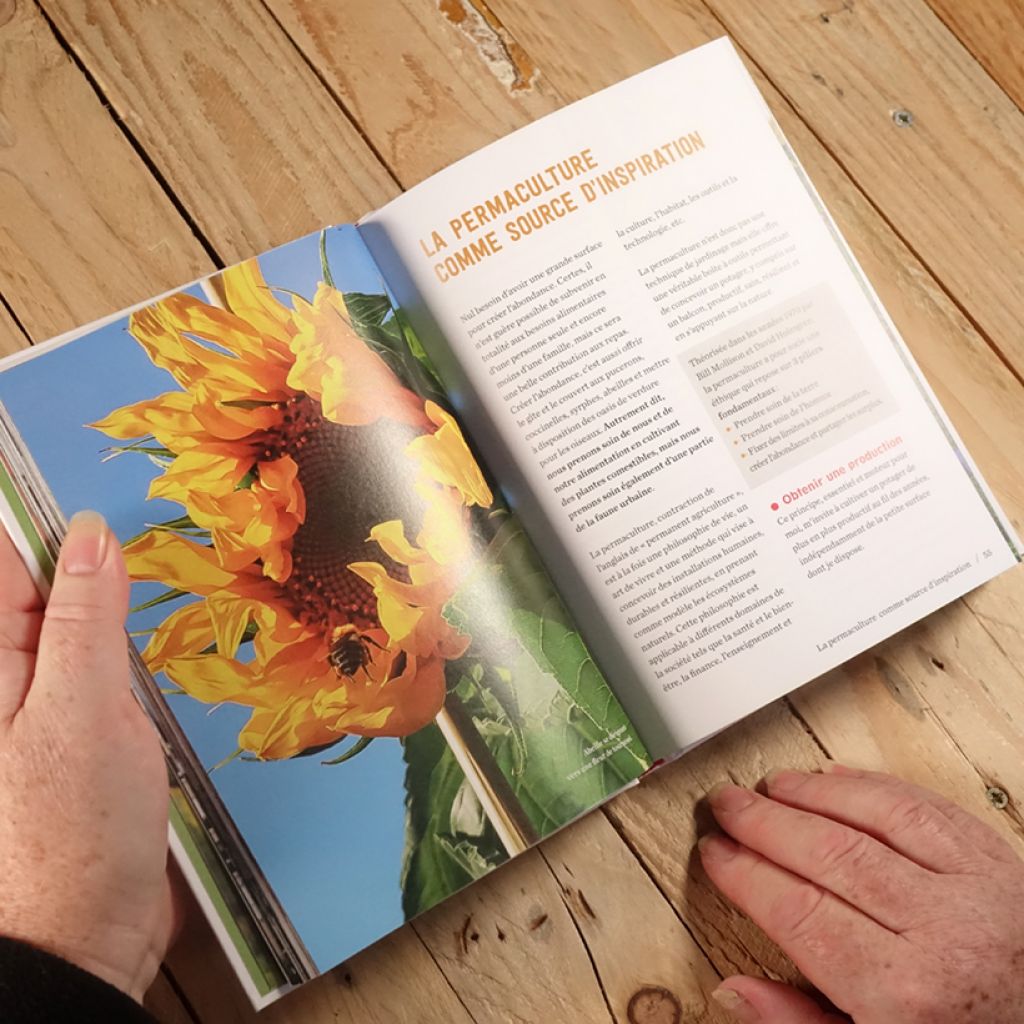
[712,986,759,1020]
[824,762,862,776]
[708,783,756,812]
[764,769,805,793]
[698,833,739,863]
[62,511,109,575]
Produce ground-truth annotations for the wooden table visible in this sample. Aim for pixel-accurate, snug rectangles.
[2,1,1022,1021]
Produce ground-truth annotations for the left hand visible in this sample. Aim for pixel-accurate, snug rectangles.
[0,511,175,1001]
[699,765,1024,1022]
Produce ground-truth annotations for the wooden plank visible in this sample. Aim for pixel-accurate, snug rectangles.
[540,810,731,1023]
[605,703,825,986]
[926,0,1024,112]
[0,2,206,341]
[39,0,398,262]
[166,899,477,1024]
[261,0,559,187]
[792,602,1024,853]
[411,851,618,1023]
[694,0,1024,379]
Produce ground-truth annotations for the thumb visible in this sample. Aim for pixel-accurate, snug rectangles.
[712,977,849,1023]
[32,510,130,711]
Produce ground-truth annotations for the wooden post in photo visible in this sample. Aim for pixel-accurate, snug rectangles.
[436,698,539,856]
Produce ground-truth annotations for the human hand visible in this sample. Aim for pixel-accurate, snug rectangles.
[699,765,1024,1023]
[0,512,174,1001]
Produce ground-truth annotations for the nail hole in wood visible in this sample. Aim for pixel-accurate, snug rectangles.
[892,109,915,127]
[987,786,1010,810]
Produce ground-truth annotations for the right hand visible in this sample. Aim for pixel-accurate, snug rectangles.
[699,766,1024,1022]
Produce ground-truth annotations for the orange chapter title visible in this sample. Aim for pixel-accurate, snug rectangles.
[419,130,707,283]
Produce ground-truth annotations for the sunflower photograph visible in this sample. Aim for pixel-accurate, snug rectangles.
[0,226,649,973]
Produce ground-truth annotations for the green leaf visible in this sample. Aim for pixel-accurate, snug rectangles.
[432,521,651,839]
[343,291,394,328]
[129,587,188,614]
[510,609,648,779]
[400,723,506,918]
[319,230,335,289]
[321,736,375,765]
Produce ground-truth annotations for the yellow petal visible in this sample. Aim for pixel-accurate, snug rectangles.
[288,283,429,428]
[142,600,214,674]
[206,592,260,659]
[163,653,265,707]
[219,260,295,360]
[124,531,238,594]
[147,448,250,505]
[130,299,291,401]
[406,401,493,507]
[90,391,204,451]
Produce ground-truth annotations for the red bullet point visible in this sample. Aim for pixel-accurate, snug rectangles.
[771,502,779,511]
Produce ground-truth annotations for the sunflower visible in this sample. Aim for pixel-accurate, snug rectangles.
[96,257,492,760]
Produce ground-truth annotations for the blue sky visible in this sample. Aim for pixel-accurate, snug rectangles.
[0,226,409,971]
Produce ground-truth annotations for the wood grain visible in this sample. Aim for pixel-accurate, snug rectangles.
[0,1,206,340]
[698,0,1024,379]
[262,0,559,187]
[926,0,1024,111]
[540,805,731,1022]
[39,0,398,262]
[166,900,477,1024]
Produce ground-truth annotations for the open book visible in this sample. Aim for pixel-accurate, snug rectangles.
[0,38,1018,1007]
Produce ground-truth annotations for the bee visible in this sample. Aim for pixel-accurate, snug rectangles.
[328,627,387,678]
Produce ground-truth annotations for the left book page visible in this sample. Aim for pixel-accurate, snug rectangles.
[0,226,650,1007]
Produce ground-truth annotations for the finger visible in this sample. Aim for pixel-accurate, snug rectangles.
[30,511,131,714]
[0,523,44,612]
[763,766,1014,871]
[708,783,931,931]
[713,977,850,1023]
[823,764,1021,866]
[699,832,904,1016]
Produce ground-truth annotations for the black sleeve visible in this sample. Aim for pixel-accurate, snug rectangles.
[0,936,157,1023]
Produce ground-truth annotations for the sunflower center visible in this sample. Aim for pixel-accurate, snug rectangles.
[264,395,422,631]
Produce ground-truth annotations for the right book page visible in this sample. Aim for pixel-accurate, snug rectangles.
[359,36,1020,760]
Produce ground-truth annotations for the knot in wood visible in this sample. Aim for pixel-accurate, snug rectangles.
[627,986,681,1024]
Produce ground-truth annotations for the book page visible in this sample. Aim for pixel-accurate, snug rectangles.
[0,225,649,999]
[360,37,1020,759]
